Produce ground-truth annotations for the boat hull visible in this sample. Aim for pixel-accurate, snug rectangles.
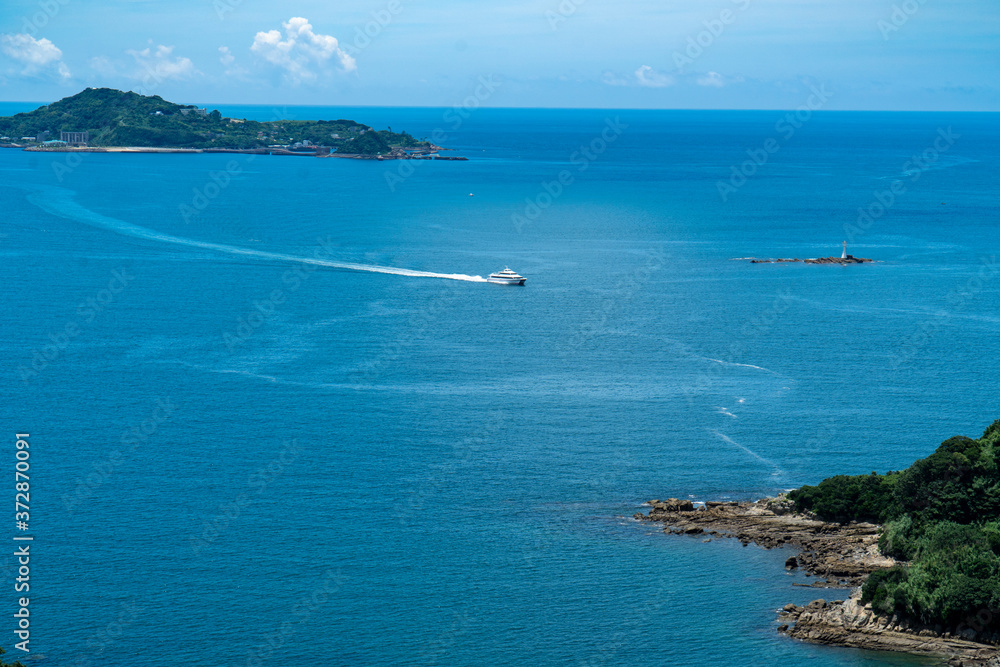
[486,277,526,285]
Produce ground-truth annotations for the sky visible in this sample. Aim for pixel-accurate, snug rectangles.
[0,0,997,110]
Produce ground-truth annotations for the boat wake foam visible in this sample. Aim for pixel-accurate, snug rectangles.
[25,185,487,283]
[710,430,786,478]
[705,358,778,374]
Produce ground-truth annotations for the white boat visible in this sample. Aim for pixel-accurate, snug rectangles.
[487,267,526,285]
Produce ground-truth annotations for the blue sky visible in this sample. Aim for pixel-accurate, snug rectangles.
[0,0,997,109]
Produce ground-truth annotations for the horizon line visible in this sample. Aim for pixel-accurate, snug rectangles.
[0,99,996,114]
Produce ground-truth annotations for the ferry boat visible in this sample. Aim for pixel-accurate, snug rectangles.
[487,268,526,285]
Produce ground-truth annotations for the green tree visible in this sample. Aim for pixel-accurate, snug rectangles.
[0,646,26,667]
[798,420,1000,636]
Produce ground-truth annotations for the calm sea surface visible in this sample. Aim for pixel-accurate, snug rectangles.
[1,104,997,665]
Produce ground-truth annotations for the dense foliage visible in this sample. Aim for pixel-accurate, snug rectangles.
[789,420,1000,634]
[0,647,25,667]
[0,88,429,153]
[335,130,391,155]
[786,472,900,524]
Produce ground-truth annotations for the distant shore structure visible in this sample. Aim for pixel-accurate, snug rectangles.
[842,241,847,259]
[60,131,88,146]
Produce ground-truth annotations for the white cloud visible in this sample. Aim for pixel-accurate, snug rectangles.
[697,71,725,87]
[218,46,248,78]
[0,33,70,79]
[694,72,744,87]
[88,55,116,77]
[635,65,673,88]
[125,44,195,83]
[601,71,630,87]
[250,17,356,84]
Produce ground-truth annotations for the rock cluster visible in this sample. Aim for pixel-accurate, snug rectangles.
[648,498,695,513]
[637,495,888,587]
[804,255,872,264]
[636,495,1000,664]
[779,593,1000,666]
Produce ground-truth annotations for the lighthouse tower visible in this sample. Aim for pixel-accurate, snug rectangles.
[841,241,847,259]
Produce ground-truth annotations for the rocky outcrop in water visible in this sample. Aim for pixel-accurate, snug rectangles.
[636,495,1000,664]
[648,498,695,512]
[637,495,888,587]
[780,594,1000,666]
[745,256,873,264]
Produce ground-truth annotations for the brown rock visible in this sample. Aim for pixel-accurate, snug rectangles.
[660,497,695,512]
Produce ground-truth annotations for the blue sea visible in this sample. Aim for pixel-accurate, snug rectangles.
[2,103,998,666]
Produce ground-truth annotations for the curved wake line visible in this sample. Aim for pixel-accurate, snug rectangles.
[710,430,785,478]
[25,185,487,282]
[705,358,778,374]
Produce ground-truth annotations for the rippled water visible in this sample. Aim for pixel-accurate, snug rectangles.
[1,106,996,665]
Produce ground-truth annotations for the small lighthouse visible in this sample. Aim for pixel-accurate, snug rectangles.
[841,241,847,259]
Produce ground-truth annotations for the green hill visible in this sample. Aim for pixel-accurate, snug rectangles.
[789,419,1000,634]
[0,88,429,154]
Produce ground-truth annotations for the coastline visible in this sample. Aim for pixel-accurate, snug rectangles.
[636,498,1000,665]
[11,144,466,160]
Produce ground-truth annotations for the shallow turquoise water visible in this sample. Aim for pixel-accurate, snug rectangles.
[1,106,997,665]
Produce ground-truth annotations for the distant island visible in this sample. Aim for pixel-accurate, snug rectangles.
[745,256,873,264]
[0,87,465,160]
[740,243,873,264]
[638,419,1000,665]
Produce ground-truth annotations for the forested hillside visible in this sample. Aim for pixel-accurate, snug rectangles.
[0,88,427,154]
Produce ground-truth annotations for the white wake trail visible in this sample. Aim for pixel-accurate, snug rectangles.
[27,186,487,283]
[709,430,786,478]
[705,358,777,374]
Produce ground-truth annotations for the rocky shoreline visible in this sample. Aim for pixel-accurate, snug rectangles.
[635,497,1000,666]
[741,256,873,264]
